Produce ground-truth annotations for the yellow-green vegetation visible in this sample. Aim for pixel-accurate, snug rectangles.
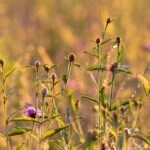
[0,1,150,150]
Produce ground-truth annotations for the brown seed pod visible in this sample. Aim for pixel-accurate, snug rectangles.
[69,53,76,62]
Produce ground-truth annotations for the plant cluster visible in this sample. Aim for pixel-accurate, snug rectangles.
[0,18,150,150]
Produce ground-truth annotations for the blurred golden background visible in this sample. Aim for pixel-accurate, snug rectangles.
[0,0,149,148]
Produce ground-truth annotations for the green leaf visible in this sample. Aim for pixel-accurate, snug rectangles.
[117,131,127,150]
[99,87,105,105]
[81,95,98,104]
[87,64,106,71]
[101,53,108,61]
[62,75,67,85]
[55,117,65,127]
[118,46,124,63]
[111,99,131,111]
[73,63,83,69]
[131,132,150,146]
[117,68,132,74]
[40,125,69,142]
[48,140,64,150]
[10,117,40,123]
[8,127,32,136]
[48,64,57,70]
[85,133,96,150]
[15,142,25,150]
[41,115,60,124]
[100,39,112,45]
[0,133,6,138]
[70,95,76,113]
[84,51,98,57]
[137,74,150,95]
[4,67,16,81]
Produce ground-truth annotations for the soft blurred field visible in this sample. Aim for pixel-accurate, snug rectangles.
[0,0,149,148]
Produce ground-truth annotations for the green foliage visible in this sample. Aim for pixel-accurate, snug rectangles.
[0,17,149,150]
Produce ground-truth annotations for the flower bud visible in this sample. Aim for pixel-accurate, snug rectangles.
[35,60,40,69]
[106,18,111,25]
[69,53,75,62]
[42,88,47,98]
[0,59,4,68]
[44,65,49,73]
[110,62,118,73]
[101,142,106,150]
[51,72,57,81]
[113,111,118,127]
[120,106,126,113]
[116,37,120,46]
[96,38,100,44]
[75,99,80,109]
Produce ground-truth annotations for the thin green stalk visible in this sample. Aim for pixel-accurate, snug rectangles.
[35,69,39,111]
[109,73,116,110]
[97,43,102,149]
[35,65,40,150]
[1,69,10,150]
[51,74,68,150]
[66,61,72,88]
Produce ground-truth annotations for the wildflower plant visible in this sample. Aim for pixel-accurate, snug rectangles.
[0,18,150,150]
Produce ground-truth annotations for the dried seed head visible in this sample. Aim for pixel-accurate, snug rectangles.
[113,112,118,127]
[75,99,80,109]
[69,53,75,62]
[106,18,111,25]
[0,59,4,68]
[51,72,57,81]
[42,88,47,98]
[101,142,106,150]
[96,38,100,44]
[110,62,118,73]
[44,65,49,73]
[35,60,40,69]
[116,37,120,46]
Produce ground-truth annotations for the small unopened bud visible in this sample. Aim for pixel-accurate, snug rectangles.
[51,72,57,81]
[69,53,75,62]
[96,38,100,44]
[106,18,111,25]
[44,65,49,73]
[110,62,118,73]
[120,106,126,115]
[92,130,98,141]
[116,37,120,46]
[124,128,131,136]
[113,112,118,127]
[42,88,47,98]
[35,60,40,69]
[75,100,80,109]
[0,59,4,68]
[101,142,106,150]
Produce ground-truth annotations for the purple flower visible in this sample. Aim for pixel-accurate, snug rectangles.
[42,88,47,98]
[25,106,42,118]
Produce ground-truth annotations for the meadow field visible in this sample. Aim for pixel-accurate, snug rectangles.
[0,0,149,149]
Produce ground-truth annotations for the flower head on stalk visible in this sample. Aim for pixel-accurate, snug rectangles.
[25,106,42,118]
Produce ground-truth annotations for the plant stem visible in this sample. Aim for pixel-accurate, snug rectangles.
[1,70,10,150]
[35,68,39,111]
[66,61,72,88]
[109,73,116,110]
[97,43,102,149]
